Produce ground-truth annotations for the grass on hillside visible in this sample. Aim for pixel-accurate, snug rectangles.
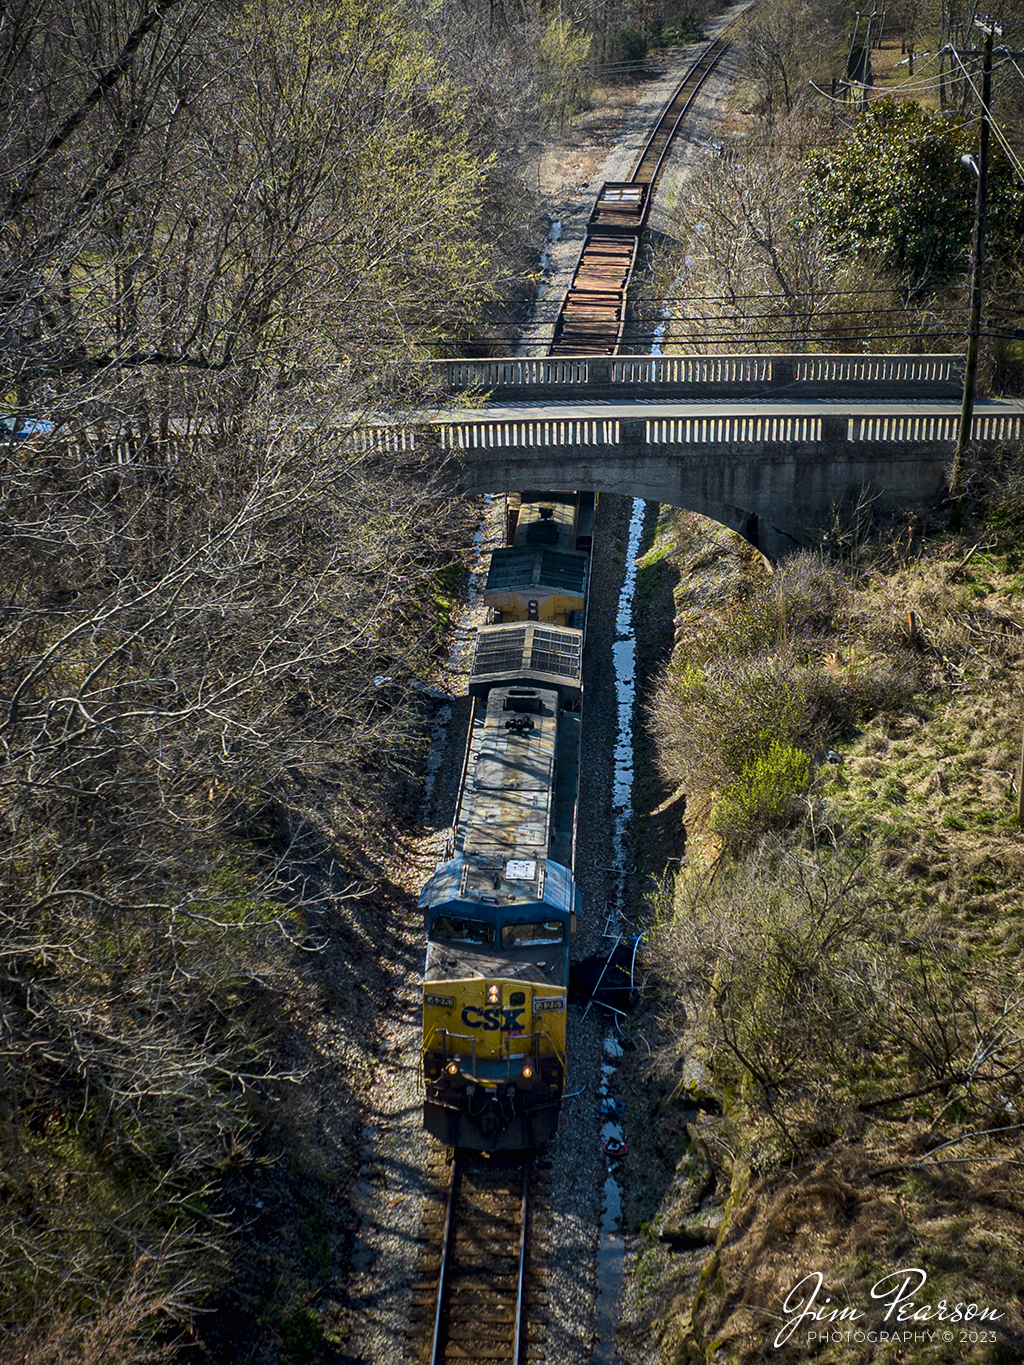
[624,488,1024,1365]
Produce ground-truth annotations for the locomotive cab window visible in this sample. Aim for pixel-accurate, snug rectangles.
[501,920,565,948]
[432,916,495,946]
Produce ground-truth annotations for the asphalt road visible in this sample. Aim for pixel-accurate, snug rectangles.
[434,396,1024,423]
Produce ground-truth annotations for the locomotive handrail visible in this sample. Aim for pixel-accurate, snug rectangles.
[423,1027,478,1074]
[449,694,479,849]
[504,1031,542,1070]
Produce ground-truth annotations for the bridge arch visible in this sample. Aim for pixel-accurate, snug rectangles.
[448,429,957,560]
[417,352,1023,557]
[464,464,788,556]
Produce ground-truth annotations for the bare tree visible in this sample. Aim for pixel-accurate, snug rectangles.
[654,138,938,354]
[0,0,501,1350]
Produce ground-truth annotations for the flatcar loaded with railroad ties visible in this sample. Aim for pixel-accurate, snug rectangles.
[419,492,593,1150]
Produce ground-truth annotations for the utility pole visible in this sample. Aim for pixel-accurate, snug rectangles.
[949,18,999,532]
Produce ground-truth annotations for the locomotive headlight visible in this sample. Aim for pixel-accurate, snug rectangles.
[521,1065,533,1079]
[446,1062,460,1075]
[487,985,500,1004]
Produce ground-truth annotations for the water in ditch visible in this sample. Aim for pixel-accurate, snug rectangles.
[593,493,647,1364]
[517,220,561,353]
[593,313,666,1360]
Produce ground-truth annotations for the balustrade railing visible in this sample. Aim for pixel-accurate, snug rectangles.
[433,353,964,394]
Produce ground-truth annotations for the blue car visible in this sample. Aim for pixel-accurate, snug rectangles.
[0,415,54,440]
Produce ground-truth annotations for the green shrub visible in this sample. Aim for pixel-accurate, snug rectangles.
[538,17,592,127]
[652,651,808,797]
[651,843,1024,1152]
[618,25,647,62]
[649,551,929,819]
[713,741,811,845]
[659,14,707,44]
[281,1307,323,1362]
[794,656,921,733]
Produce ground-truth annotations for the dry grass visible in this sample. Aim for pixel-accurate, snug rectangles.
[633,501,1024,1365]
[709,1146,1024,1364]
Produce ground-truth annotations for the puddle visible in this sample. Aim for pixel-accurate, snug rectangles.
[594,1172,624,1363]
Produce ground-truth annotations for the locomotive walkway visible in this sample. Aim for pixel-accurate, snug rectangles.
[386,353,1024,558]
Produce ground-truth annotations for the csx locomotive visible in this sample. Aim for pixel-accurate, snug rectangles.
[419,491,593,1150]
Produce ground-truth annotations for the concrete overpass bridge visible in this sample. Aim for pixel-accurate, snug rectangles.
[388,353,1024,558]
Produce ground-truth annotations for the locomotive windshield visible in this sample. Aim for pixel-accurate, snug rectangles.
[501,920,565,948]
[432,916,495,946]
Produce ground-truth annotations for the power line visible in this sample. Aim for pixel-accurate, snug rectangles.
[622,324,966,335]
[481,294,982,309]
[506,307,922,318]
[624,308,975,321]
[808,50,1017,105]
[950,46,1024,185]
[403,287,1024,305]
[216,286,1023,306]
[469,329,968,345]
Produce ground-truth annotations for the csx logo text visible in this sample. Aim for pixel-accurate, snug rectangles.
[461,1006,525,1032]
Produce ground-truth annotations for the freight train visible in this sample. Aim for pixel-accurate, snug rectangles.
[419,491,593,1150]
[417,37,733,1147]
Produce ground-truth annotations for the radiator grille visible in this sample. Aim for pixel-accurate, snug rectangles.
[530,628,582,679]
[540,550,587,594]
[472,626,528,675]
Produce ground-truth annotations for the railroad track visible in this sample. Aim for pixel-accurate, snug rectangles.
[630,35,730,185]
[549,35,731,356]
[407,1147,552,1363]
[407,37,735,1364]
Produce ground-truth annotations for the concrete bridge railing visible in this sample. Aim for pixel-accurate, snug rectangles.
[398,405,1017,558]
[431,353,965,400]
[433,410,1022,451]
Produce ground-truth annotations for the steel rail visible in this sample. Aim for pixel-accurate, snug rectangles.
[630,38,725,185]
[513,1158,531,1364]
[630,36,731,188]
[429,1153,459,1365]
[427,1155,532,1365]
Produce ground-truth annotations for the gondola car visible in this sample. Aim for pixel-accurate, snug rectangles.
[419,492,593,1150]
